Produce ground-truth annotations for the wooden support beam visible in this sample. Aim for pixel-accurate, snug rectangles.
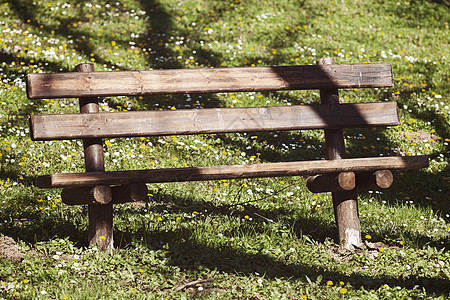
[36,156,429,188]
[306,170,394,193]
[356,170,393,190]
[30,102,399,141]
[306,172,355,193]
[61,184,148,205]
[318,58,361,250]
[111,183,148,204]
[76,64,113,252]
[61,185,112,205]
[26,63,393,99]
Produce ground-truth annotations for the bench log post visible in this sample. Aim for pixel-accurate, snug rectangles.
[76,63,114,252]
[318,58,362,249]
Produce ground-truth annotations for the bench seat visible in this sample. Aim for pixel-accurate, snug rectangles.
[37,156,428,188]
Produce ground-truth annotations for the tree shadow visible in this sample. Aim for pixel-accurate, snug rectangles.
[109,192,450,295]
[0,49,68,88]
[0,196,87,247]
[9,0,129,72]
[4,184,448,288]
[135,0,227,110]
[161,237,450,295]
[114,188,449,250]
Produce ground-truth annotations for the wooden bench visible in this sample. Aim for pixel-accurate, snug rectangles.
[26,58,429,251]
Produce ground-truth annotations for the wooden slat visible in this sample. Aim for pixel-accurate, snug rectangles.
[37,156,429,188]
[30,102,399,140]
[26,63,393,99]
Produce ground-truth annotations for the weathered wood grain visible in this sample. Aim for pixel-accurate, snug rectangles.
[26,63,393,99]
[36,156,429,188]
[30,102,399,140]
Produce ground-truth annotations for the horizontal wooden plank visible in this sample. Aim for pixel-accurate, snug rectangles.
[37,156,429,188]
[26,63,393,99]
[30,102,399,140]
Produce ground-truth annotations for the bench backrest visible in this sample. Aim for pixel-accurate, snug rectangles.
[27,63,397,142]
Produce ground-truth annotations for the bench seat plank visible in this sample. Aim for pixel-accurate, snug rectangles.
[37,156,429,188]
[26,63,393,99]
[30,102,399,140]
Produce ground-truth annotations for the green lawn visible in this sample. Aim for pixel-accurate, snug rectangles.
[0,0,449,299]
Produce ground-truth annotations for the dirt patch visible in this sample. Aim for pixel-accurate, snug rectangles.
[329,241,401,263]
[399,130,439,143]
[128,201,147,209]
[0,236,23,262]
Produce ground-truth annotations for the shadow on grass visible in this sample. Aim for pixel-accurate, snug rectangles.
[0,49,68,117]
[135,0,227,110]
[3,186,448,294]
[0,201,87,246]
[161,238,450,295]
[112,197,450,295]
[121,188,450,248]
[9,0,129,72]
[117,188,338,243]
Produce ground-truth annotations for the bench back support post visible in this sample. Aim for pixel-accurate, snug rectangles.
[76,63,114,252]
[318,58,362,250]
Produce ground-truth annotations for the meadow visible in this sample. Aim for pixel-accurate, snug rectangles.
[0,0,449,298]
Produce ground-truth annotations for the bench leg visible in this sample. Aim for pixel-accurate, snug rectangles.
[332,191,361,249]
[88,203,113,252]
[76,63,114,252]
[318,58,362,249]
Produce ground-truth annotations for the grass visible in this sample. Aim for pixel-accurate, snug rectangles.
[0,0,449,298]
